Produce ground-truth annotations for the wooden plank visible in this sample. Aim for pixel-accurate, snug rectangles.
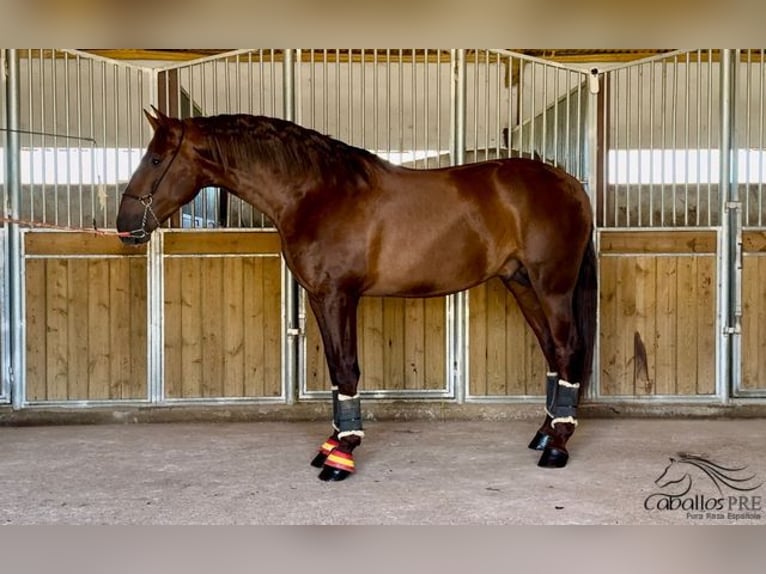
[304,305,328,392]
[243,257,266,396]
[262,257,282,396]
[654,257,678,395]
[25,232,147,256]
[632,256,657,396]
[107,259,131,399]
[600,230,717,254]
[598,257,619,395]
[86,260,111,400]
[25,260,48,401]
[696,256,716,394]
[180,258,203,398]
[383,298,405,390]
[45,259,69,400]
[486,278,508,395]
[222,258,245,397]
[524,313,547,395]
[469,284,488,396]
[200,258,225,397]
[163,231,281,255]
[675,256,698,395]
[504,290,526,395]
[127,258,148,399]
[743,230,766,253]
[403,299,426,389]
[742,255,766,391]
[616,256,636,395]
[66,261,90,400]
[360,297,384,390]
[163,259,183,398]
[423,297,446,390]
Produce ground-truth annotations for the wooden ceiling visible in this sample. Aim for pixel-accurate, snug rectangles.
[81,49,673,64]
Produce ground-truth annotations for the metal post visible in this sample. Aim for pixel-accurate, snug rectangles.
[283,49,299,404]
[4,49,24,408]
[585,67,600,400]
[451,49,467,403]
[720,49,737,403]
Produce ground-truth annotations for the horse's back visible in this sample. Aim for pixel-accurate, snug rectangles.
[354,158,591,297]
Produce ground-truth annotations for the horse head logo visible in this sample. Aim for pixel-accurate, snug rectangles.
[654,453,763,496]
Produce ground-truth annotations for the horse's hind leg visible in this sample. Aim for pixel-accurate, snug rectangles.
[532,288,584,468]
[502,276,559,453]
[307,290,364,482]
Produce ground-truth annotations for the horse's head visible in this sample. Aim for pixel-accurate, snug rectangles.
[117,108,205,244]
[655,456,689,490]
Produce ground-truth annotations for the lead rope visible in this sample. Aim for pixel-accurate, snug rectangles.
[0,216,133,237]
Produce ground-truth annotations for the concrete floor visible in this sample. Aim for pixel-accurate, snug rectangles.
[0,418,764,525]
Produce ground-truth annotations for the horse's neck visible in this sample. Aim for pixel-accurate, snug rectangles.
[212,164,296,227]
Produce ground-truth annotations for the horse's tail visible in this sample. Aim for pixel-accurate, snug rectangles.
[573,230,598,393]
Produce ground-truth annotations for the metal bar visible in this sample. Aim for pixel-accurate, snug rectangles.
[6,50,25,408]
[452,49,466,403]
[720,49,735,402]
[148,230,164,403]
[283,48,298,405]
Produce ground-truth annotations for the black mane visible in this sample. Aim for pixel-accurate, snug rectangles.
[193,114,387,185]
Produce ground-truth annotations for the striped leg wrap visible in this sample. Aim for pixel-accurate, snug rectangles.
[324,449,356,473]
[317,437,340,456]
[551,380,580,428]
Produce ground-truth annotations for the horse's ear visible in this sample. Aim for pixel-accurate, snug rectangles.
[144,108,161,131]
[144,106,174,131]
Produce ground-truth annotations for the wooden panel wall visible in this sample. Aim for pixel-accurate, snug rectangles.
[163,232,282,399]
[741,231,766,391]
[25,232,147,401]
[304,296,447,392]
[468,278,548,396]
[598,231,717,396]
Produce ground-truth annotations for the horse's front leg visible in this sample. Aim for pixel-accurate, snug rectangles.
[306,290,363,481]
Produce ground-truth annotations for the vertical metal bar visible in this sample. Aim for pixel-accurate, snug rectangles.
[720,49,736,402]
[625,66,631,226]
[696,51,702,227]
[452,49,466,403]
[648,62,655,226]
[77,54,84,228]
[5,50,25,408]
[684,51,690,227]
[147,228,164,403]
[585,67,600,398]
[283,48,297,405]
[64,52,72,228]
[760,49,765,227]
[637,64,643,226]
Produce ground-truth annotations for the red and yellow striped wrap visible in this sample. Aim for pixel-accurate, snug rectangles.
[324,450,355,473]
[318,437,340,456]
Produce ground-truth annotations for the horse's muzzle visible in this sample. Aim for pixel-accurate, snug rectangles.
[119,230,152,245]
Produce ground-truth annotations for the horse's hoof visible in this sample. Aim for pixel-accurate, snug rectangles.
[310,452,328,468]
[318,466,352,481]
[311,437,340,468]
[538,446,569,468]
[528,431,551,451]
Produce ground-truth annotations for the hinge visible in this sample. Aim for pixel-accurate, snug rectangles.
[287,328,302,337]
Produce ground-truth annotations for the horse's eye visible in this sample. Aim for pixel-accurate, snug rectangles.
[151,157,162,166]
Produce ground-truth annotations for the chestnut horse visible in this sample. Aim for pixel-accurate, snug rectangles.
[117,109,597,481]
